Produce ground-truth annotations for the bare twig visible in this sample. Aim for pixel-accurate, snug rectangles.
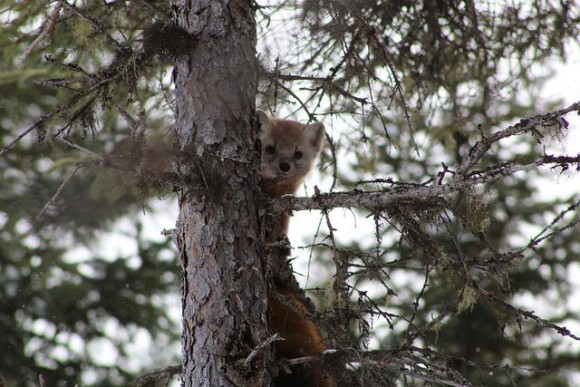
[527,197,580,249]
[128,365,182,387]
[22,2,62,60]
[242,333,284,368]
[57,137,100,157]
[285,355,322,366]
[117,105,146,137]
[456,101,580,177]
[478,287,580,342]
[270,71,368,105]
[35,162,89,223]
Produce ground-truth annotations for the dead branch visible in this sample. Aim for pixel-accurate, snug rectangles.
[22,2,62,60]
[455,102,580,177]
[242,333,284,368]
[128,365,182,387]
[34,161,97,224]
[271,101,580,215]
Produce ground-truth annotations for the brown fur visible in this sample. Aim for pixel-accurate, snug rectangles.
[270,289,335,387]
[257,111,333,386]
[258,110,325,243]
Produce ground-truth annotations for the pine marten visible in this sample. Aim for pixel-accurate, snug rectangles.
[257,110,335,387]
[258,110,325,245]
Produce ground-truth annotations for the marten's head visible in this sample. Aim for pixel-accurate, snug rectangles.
[257,110,325,191]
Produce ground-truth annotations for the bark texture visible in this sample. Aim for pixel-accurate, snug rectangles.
[171,1,268,385]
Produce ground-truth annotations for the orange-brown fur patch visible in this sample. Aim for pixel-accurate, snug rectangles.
[269,289,335,387]
[257,111,333,386]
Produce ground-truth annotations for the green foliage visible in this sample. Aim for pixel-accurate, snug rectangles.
[0,1,179,385]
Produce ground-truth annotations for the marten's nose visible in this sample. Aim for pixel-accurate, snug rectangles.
[279,162,290,172]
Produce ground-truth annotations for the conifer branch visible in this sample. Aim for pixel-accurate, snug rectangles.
[272,101,580,215]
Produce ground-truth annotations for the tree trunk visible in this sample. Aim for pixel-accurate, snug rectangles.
[171,1,268,385]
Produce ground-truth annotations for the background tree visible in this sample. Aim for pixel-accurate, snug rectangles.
[1,1,181,385]
[1,0,580,386]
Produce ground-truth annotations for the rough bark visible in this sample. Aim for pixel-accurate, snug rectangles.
[171,1,268,386]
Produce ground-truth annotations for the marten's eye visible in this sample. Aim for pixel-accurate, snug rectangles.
[294,151,303,160]
[265,145,275,154]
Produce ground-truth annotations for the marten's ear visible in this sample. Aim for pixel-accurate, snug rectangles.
[304,122,325,151]
[256,110,271,133]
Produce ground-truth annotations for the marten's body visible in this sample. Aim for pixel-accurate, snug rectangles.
[270,288,334,387]
[258,111,334,386]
